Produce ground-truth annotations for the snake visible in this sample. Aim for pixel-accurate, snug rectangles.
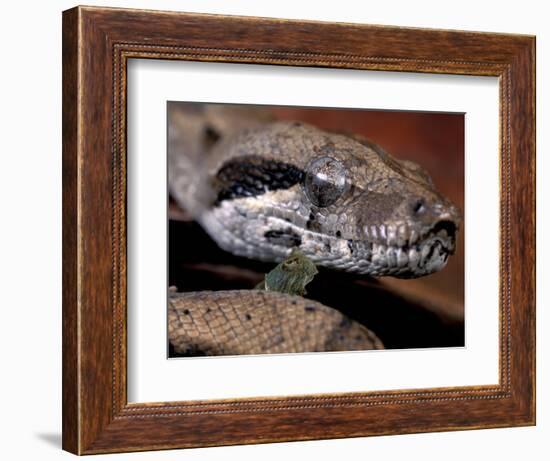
[167,103,461,355]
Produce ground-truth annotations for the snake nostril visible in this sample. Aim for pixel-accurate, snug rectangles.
[412,198,426,214]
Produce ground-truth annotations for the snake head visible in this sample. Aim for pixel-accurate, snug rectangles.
[200,121,462,278]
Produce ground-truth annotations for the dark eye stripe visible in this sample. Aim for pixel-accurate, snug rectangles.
[214,155,305,205]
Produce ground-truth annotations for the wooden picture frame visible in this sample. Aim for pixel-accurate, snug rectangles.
[62,5,535,454]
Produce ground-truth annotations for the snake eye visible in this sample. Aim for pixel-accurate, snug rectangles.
[304,156,348,207]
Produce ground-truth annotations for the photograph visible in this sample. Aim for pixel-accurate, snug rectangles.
[167,102,465,357]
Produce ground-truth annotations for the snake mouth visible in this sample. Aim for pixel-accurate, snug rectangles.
[354,235,454,278]
[279,216,459,277]
[363,218,457,250]
[347,218,459,277]
[201,202,459,278]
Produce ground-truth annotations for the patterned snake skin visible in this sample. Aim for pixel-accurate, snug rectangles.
[168,290,384,356]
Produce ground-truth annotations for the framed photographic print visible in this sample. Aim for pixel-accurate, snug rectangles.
[62,6,535,454]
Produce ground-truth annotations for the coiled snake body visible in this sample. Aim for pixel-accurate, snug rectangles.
[168,104,461,355]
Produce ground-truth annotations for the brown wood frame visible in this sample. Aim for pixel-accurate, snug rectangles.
[62,5,536,455]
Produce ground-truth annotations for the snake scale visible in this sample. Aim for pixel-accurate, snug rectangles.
[168,103,461,356]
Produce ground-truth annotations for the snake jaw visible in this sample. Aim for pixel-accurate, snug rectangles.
[201,196,459,278]
[359,225,457,278]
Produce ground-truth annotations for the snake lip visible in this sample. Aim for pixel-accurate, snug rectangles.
[350,217,459,276]
[367,219,457,253]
